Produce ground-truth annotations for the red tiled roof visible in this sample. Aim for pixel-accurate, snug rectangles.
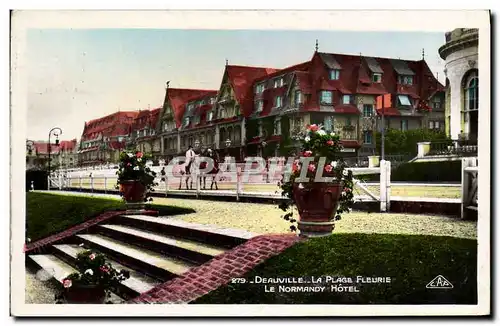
[295,71,312,94]
[166,88,217,128]
[82,111,138,140]
[376,107,401,116]
[340,140,361,148]
[225,65,279,117]
[31,139,78,155]
[132,108,162,131]
[334,105,360,115]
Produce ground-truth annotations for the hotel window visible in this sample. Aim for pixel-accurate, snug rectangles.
[294,90,302,106]
[398,75,414,85]
[346,117,352,126]
[219,109,226,119]
[320,91,333,104]
[183,117,190,127]
[274,96,282,108]
[363,131,373,144]
[274,118,281,135]
[435,121,440,129]
[324,116,333,132]
[465,73,478,111]
[363,104,374,117]
[433,97,442,109]
[398,95,412,106]
[343,95,351,105]
[401,119,408,131]
[256,100,264,112]
[256,83,265,94]
[274,78,284,88]
[428,121,434,129]
[207,111,214,121]
[210,97,216,104]
[329,69,340,80]
[372,73,382,83]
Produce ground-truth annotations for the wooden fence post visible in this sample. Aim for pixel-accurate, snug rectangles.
[104,177,107,194]
[386,160,391,211]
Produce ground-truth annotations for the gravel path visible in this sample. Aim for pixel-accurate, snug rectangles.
[25,267,59,304]
[151,197,477,240]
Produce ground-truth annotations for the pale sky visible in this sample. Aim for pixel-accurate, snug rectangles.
[26,29,447,141]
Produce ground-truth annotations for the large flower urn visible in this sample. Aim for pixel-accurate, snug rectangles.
[292,181,343,237]
[119,180,147,214]
[63,284,106,304]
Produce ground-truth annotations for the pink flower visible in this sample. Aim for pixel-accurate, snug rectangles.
[308,163,316,172]
[303,150,313,157]
[309,124,319,132]
[127,163,131,167]
[100,266,110,273]
[89,253,96,260]
[325,165,333,173]
[136,152,143,158]
[292,162,301,173]
[326,140,334,146]
[63,279,72,288]
[344,187,351,193]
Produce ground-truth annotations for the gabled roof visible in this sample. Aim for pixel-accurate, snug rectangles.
[31,139,78,155]
[166,88,216,128]
[225,65,279,117]
[82,111,138,140]
[132,108,162,131]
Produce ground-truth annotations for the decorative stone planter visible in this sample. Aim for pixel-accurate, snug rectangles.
[119,180,146,214]
[63,285,106,304]
[292,181,343,237]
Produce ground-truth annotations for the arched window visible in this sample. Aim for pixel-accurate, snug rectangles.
[464,71,478,111]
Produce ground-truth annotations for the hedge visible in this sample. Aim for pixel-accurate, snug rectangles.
[363,160,462,182]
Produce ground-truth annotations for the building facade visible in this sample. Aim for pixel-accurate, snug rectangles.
[26,139,78,170]
[74,49,445,165]
[79,111,138,165]
[439,28,479,140]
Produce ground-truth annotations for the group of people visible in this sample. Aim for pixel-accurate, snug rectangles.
[180,145,220,190]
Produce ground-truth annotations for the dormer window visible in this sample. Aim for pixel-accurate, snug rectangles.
[274,78,284,88]
[183,117,190,127]
[320,91,333,105]
[372,73,382,83]
[398,75,414,85]
[256,83,265,94]
[194,116,200,125]
[342,95,352,105]
[329,69,340,80]
[255,100,263,112]
[398,95,412,106]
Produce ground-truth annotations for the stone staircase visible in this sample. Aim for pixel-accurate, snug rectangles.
[27,214,256,303]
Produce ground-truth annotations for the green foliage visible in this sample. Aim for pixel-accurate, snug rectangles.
[375,128,449,156]
[278,124,355,232]
[392,160,462,182]
[25,192,196,242]
[116,151,158,201]
[193,233,477,304]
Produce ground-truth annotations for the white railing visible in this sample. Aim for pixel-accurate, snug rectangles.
[461,157,478,219]
[52,160,392,212]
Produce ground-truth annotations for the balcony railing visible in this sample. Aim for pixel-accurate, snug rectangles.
[428,139,478,157]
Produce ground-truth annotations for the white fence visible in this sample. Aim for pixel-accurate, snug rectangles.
[461,157,478,219]
[48,160,392,212]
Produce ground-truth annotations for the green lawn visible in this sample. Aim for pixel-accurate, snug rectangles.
[26,192,195,242]
[194,233,477,304]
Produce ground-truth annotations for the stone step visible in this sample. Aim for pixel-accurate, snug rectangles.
[28,254,124,303]
[76,233,194,281]
[52,243,161,298]
[117,214,257,249]
[97,224,226,265]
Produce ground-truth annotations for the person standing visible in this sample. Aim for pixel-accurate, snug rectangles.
[185,145,196,189]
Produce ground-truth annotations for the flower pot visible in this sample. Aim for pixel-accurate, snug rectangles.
[64,284,106,304]
[119,180,146,213]
[292,181,343,237]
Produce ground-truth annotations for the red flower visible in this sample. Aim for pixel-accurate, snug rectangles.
[326,140,334,146]
[309,124,319,132]
[63,279,72,288]
[325,165,333,173]
[127,163,131,167]
[89,253,96,260]
[136,152,143,158]
[100,266,110,273]
[303,150,313,157]
[292,163,300,173]
[308,163,316,172]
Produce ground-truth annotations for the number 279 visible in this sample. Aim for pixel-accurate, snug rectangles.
[231,278,246,283]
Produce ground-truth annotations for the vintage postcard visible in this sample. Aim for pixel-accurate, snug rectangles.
[10,10,490,317]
